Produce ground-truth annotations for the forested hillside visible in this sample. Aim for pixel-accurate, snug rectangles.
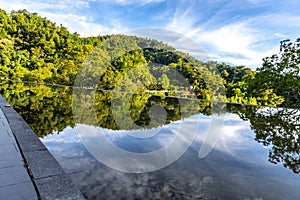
[0,9,298,108]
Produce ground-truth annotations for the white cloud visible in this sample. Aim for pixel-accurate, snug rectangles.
[1,0,299,68]
[166,17,262,67]
[0,0,166,11]
[248,13,300,31]
[194,22,280,68]
[165,2,201,38]
[194,13,300,68]
[165,7,300,68]
[197,22,256,54]
[96,0,165,5]
[39,12,128,36]
[246,0,270,5]
[0,0,128,36]
[0,0,90,11]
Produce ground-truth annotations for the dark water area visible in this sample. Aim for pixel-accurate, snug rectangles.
[1,82,299,199]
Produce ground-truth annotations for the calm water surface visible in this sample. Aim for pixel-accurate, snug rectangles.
[42,113,300,199]
[1,83,299,199]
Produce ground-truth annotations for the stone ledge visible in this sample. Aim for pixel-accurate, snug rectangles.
[0,95,85,200]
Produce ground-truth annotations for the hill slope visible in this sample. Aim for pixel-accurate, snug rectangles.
[0,9,285,106]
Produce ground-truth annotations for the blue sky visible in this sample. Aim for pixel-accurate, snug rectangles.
[1,0,300,69]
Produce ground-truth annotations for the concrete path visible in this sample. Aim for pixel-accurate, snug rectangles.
[0,105,38,200]
[0,95,85,200]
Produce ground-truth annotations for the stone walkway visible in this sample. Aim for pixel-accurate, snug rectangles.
[0,95,85,200]
[0,106,38,199]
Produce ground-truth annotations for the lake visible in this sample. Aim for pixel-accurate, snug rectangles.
[1,81,299,199]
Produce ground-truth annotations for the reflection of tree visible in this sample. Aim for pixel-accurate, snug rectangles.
[0,81,74,137]
[78,90,212,130]
[240,106,300,173]
[1,81,214,136]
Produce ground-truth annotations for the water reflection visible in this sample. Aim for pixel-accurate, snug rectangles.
[42,113,300,199]
[240,106,300,174]
[73,89,206,130]
[0,81,211,135]
[0,82,75,137]
[1,82,300,199]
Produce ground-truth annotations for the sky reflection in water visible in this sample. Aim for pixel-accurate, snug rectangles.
[41,112,300,200]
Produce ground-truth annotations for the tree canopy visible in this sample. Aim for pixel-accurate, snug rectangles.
[248,39,300,108]
[0,9,298,108]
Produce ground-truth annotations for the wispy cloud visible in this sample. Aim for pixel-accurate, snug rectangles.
[165,6,263,67]
[95,0,165,6]
[0,0,91,11]
[164,0,300,68]
[197,22,257,54]
[39,11,128,36]
[194,21,271,67]
[196,13,300,67]
[0,0,128,36]
[165,1,201,37]
[1,0,299,68]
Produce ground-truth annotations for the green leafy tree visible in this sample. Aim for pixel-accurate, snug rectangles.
[159,73,170,90]
[217,62,284,106]
[250,38,300,108]
[0,9,94,84]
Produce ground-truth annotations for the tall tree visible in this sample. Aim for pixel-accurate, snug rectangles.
[249,38,300,108]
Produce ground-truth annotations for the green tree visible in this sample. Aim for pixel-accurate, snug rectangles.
[250,38,300,108]
[0,9,95,85]
[159,73,170,90]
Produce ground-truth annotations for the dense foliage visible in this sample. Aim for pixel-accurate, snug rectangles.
[0,81,212,136]
[0,9,109,84]
[0,9,298,107]
[0,9,299,175]
[217,63,284,106]
[248,39,300,108]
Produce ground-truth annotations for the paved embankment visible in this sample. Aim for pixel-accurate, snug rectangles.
[0,95,85,200]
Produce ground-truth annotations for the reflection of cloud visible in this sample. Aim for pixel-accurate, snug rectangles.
[73,110,200,173]
[191,113,272,164]
[41,126,81,144]
[68,113,300,199]
[75,116,197,153]
[207,113,270,165]
[40,111,300,199]
[41,126,87,159]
